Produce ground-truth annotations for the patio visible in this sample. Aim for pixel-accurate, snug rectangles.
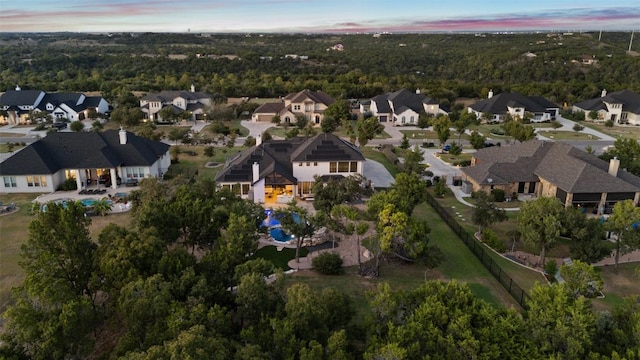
[33,186,138,214]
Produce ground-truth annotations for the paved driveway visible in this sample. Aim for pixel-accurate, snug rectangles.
[363,159,395,188]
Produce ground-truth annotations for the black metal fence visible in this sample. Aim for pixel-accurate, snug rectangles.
[425,192,530,308]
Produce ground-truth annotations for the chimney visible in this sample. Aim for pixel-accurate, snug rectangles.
[488,89,494,99]
[119,127,127,145]
[256,133,262,146]
[601,89,607,98]
[252,162,260,184]
[609,157,620,177]
[190,84,195,92]
[416,88,421,94]
[15,85,21,91]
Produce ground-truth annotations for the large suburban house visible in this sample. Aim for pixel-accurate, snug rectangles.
[362,88,447,125]
[0,86,110,125]
[140,85,212,122]
[572,89,640,125]
[467,91,559,123]
[215,133,364,204]
[251,90,335,125]
[461,140,640,214]
[0,129,170,193]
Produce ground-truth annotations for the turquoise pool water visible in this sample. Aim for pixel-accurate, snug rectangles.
[80,198,112,207]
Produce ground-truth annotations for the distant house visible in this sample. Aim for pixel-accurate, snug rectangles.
[0,86,110,125]
[573,89,640,125]
[467,91,559,123]
[364,88,447,125]
[0,129,170,193]
[139,85,212,122]
[251,89,335,125]
[215,132,364,203]
[461,140,640,213]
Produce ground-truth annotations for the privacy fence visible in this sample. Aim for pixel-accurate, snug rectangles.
[425,192,531,309]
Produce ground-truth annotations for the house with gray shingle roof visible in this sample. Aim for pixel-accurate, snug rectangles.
[461,140,640,214]
[251,89,335,125]
[139,85,212,123]
[365,88,446,125]
[467,91,559,123]
[0,129,170,193]
[0,86,110,125]
[573,89,640,125]
[215,132,364,203]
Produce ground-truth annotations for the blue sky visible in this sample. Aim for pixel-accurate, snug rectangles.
[1,0,638,33]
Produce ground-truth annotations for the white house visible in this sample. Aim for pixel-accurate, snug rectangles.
[365,88,447,125]
[573,90,640,125]
[0,129,170,193]
[215,133,364,204]
[0,86,110,125]
[139,85,212,122]
[467,91,559,123]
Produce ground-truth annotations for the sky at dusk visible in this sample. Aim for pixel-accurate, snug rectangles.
[1,0,638,33]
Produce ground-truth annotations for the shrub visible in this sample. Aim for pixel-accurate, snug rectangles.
[544,260,558,278]
[312,252,344,275]
[605,120,614,127]
[482,229,506,253]
[204,146,215,157]
[490,188,506,202]
[448,143,462,155]
[453,160,471,167]
[422,142,435,148]
[57,178,78,191]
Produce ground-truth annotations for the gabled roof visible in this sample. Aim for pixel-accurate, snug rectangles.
[0,130,170,175]
[0,90,45,107]
[574,90,640,114]
[215,133,363,185]
[462,140,640,194]
[284,90,335,106]
[370,88,440,115]
[469,92,558,114]
[371,94,392,113]
[140,90,211,102]
[254,102,286,114]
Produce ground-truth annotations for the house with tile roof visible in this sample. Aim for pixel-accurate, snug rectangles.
[0,86,110,125]
[251,89,335,125]
[461,140,640,214]
[0,129,170,193]
[572,90,640,125]
[139,85,212,122]
[215,132,364,204]
[467,91,559,123]
[364,88,446,125]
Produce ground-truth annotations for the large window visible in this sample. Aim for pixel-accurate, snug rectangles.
[3,176,17,188]
[329,162,358,173]
[26,176,47,187]
[125,167,145,179]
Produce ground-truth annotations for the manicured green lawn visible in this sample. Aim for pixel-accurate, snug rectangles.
[537,130,600,140]
[251,246,309,270]
[437,152,473,164]
[0,144,26,153]
[360,146,400,178]
[582,122,640,140]
[592,262,640,311]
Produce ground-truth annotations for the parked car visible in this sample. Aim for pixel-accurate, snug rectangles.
[442,144,451,152]
[52,122,67,129]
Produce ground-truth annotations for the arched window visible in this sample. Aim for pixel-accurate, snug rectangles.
[402,116,406,124]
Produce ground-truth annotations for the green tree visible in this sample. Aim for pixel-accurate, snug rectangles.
[417,112,431,130]
[573,123,584,132]
[402,145,426,175]
[526,283,596,359]
[322,99,350,133]
[560,260,603,298]
[399,133,410,149]
[503,121,536,142]
[3,201,97,359]
[312,174,367,214]
[356,115,384,147]
[472,191,507,233]
[469,130,486,150]
[605,199,640,272]
[600,138,640,176]
[167,127,190,144]
[275,203,314,264]
[518,197,564,266]
[432,115,451,146]
[91,198,111,216]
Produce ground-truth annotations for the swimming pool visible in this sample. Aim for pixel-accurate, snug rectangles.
[80,198,112,207]
[269,228,296,242]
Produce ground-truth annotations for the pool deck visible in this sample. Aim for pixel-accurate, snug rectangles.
[33,186,137,213]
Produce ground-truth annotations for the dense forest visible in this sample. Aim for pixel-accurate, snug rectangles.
[2,178,639,360]
[0,32,639,106]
